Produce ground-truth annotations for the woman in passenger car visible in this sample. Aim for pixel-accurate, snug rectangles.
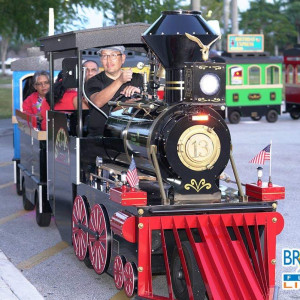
[22,70,50,118]
[40,72,77,130]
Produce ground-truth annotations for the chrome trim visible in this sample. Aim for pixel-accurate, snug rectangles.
[150,145,168,205]
[123,109,140,163]
[39,184,43,213]
[13,161,17,184]
[76,138,80,185]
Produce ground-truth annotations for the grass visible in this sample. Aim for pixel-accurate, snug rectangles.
[0,88,12,119]
[0,75,12,85]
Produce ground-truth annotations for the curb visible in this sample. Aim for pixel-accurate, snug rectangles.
[0,250,44,300]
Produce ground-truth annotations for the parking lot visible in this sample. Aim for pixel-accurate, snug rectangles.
[0,115,299,299]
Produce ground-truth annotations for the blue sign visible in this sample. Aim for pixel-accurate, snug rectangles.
[227,34,264,52]
[283,274,300,281]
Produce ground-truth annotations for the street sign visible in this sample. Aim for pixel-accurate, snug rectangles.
[227,34,264,52]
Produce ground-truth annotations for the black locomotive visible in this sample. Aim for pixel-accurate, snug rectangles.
[15,10,284,300]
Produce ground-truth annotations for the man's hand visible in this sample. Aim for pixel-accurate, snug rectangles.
[120,85,141,98]
[118,69,133,84]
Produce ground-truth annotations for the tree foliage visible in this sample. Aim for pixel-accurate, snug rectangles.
[105,0,182,25]
[0,0,185,74]
[0,0,108,74]
[239,0,298,54]
[1,0,299,74]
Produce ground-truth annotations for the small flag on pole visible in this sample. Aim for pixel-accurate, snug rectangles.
[126,156,139,188]
[249,144,271,165]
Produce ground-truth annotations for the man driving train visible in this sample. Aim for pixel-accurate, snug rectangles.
[85,46,143,136]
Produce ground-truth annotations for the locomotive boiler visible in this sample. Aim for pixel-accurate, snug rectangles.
[94,10,229,203]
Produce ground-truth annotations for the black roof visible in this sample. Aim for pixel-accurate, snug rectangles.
[213,51,283,64]
[283,44,300,56]
[11,47,63,71]
[39,23,150,58]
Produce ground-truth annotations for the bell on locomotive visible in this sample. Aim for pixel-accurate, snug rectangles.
[103,10,230,204]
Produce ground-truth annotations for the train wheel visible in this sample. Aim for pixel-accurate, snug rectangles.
[88,204,111,274]
[228,111,240,124]
[72,195,89,261]
[251,116,262,121]
[266,109,278,123]
[114,255,126,290]
[124,262,137,298]
[22,180,34,211]
[290,109,300,120]
[171,241,207,300]
[35,192,51,227]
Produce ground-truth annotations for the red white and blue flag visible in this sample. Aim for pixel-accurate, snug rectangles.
[126,156,139,188]
[249,144,271,165]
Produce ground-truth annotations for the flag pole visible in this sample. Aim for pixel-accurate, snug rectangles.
[268,140,272,187]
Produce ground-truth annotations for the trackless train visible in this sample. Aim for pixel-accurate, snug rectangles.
[216,52,283,124]
[13,11,285,299]
[283,44,300,119]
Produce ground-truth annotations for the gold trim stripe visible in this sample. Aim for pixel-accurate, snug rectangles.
[249,191,285,196]
[0,210,28,226]
[166,81,184,84]
[17,241,69,270]
[165,87,184,90]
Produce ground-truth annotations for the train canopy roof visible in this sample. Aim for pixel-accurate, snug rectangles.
[214,51,282,64]
[283,44,300,56]
[39,23,150,58]
[11,47,63,71]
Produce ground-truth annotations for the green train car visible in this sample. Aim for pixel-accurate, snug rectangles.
[216,52,283,124]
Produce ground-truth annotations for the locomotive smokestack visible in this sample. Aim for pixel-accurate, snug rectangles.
[142,10,219,104]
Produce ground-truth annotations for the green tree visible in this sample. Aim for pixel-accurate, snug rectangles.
[239,0,297,54]
[0,0,109,75]
[105,0,182,25]
[283,0,300,44]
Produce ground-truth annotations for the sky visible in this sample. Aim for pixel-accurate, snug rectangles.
[78,0,252,30]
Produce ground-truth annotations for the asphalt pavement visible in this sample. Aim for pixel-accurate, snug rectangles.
[0,118,44,299]
[0,116,299,299]
[0,118,43,299]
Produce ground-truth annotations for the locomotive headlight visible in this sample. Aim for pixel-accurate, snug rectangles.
[199,73,220,96]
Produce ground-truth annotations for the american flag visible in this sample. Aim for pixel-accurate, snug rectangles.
[126,156,139,188]
[249,144,271,164]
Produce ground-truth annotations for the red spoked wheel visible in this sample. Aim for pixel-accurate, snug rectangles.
[88,204,111,274]
[124,262,138,298]
[113,255,126,290]
[72,195,89,261]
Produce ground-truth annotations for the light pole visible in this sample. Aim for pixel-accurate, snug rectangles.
[191,0,201,11]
